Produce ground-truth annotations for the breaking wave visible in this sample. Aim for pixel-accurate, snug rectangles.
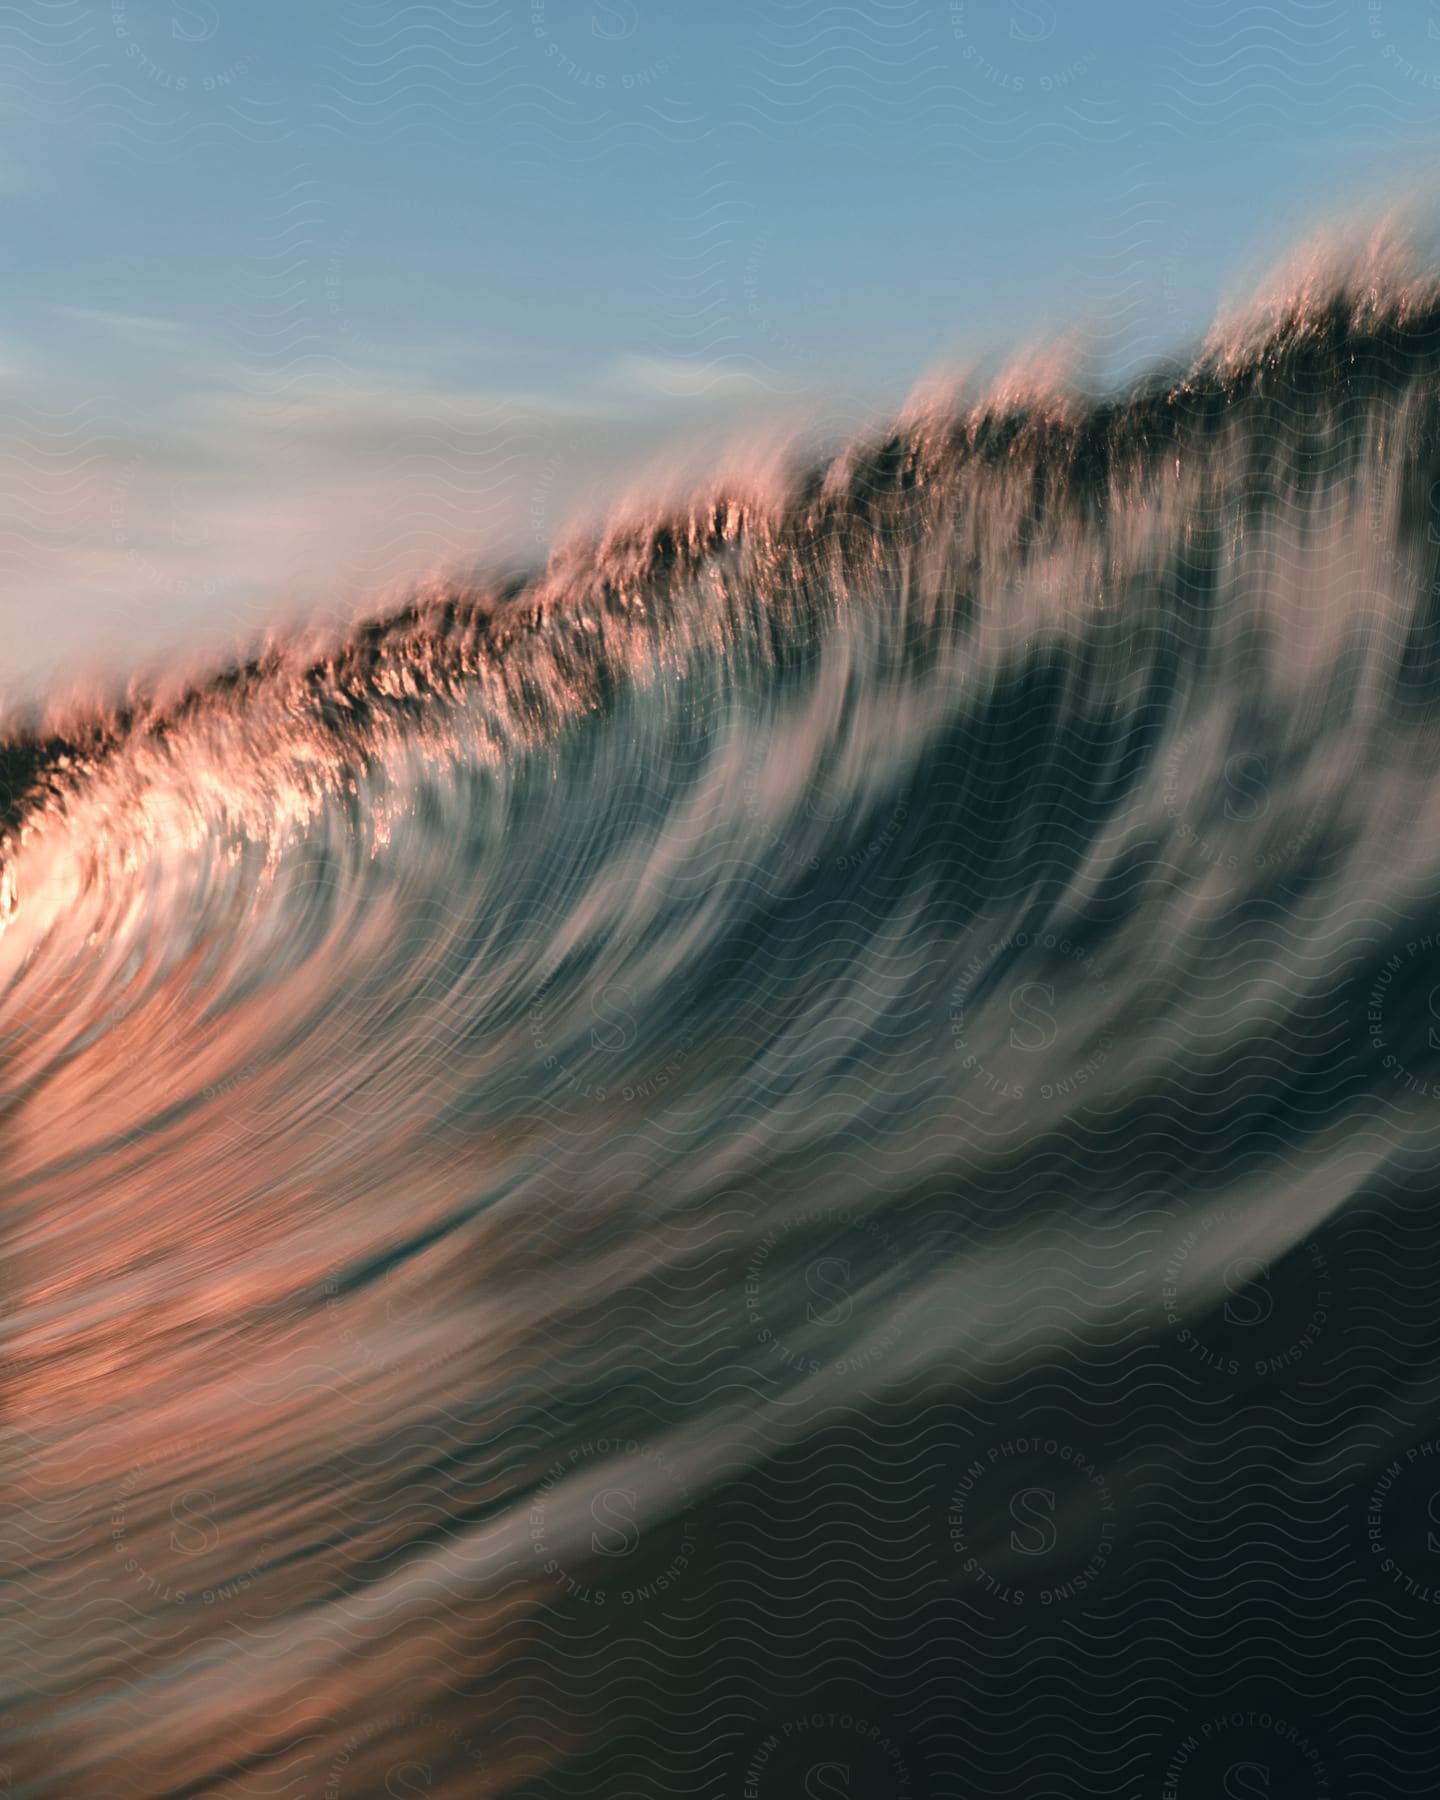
[6,227,1440,1797]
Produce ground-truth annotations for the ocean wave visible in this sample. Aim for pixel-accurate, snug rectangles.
[5,227,1440,1796]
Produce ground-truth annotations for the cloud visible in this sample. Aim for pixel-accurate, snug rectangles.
[54,308,197,340]
[602,353,776,401]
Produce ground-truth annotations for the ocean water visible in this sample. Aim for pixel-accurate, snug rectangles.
[4,239,1440,1796]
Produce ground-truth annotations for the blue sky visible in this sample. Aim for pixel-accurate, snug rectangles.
[3,0,1439,693]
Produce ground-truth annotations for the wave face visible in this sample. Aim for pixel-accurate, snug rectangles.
[7,249,1440,1798]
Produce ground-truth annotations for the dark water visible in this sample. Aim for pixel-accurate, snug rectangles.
[4,241,1440,1796]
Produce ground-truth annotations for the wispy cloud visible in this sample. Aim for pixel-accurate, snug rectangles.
[602,353,777,401]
